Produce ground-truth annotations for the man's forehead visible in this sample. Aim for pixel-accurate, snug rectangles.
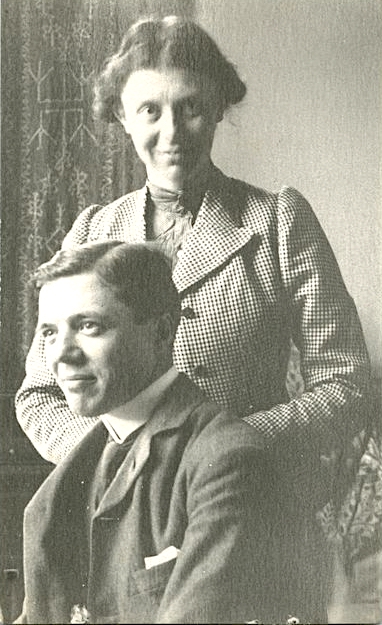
[38,272,123,319]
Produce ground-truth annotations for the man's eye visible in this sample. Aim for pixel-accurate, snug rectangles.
[79,321,101,335]
[41,328,56,340]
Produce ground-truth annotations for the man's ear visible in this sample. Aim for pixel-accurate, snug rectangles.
[215,105,224,123]
[156,313,175,344]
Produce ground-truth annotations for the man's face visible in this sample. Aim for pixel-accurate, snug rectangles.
[37,272,161,416]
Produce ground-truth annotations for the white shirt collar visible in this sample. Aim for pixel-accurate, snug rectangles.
[101,366,179,444]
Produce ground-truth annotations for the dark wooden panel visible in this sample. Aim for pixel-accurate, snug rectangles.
[0,464,53,623]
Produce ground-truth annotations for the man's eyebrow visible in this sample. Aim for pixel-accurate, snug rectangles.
[72,312,116,323]
[35,311,115,334]
[139,98,157,106]
[35,321,54,335]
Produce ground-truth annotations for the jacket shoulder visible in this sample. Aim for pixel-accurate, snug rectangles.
[62,189,143,247]
[185,401,267,466]
[224,171,307,206]
[220,172,310,232]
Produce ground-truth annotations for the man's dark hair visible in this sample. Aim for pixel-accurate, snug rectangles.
[34,241,180,325]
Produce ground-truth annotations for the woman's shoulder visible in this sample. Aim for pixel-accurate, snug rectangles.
[62,187,145,247]
[230,174,310,209]
[221,171,314,228]
[87,187,143,218]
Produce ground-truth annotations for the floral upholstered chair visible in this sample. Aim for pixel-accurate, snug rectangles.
[286,342,382,574]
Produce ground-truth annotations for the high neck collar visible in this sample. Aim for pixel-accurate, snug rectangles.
[146,162,213,216]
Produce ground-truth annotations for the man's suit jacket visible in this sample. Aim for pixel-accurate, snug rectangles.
[20,376,329,624]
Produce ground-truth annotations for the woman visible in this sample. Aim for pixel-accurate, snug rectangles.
[17,14,369,522]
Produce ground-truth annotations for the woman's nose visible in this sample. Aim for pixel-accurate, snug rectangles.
[160,107,180,139]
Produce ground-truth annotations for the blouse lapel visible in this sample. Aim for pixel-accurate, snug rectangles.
[120,170,259,293]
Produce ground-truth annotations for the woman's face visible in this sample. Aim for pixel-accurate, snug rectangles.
[119,68,222,190]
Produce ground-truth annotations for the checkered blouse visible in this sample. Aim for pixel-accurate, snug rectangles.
[16,166,370,498]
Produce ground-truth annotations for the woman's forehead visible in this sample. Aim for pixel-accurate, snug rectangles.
[121,68,217,101]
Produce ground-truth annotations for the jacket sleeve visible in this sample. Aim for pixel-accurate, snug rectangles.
[155,421,326,625]
[155,436,293,624]
[243,187,371,506]
[14,205,104,463]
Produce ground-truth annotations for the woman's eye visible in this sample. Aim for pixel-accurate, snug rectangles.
[184,101,202,117]
[141,104,160,119]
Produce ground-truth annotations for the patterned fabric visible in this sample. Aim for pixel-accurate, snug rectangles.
[6,0,145,366]
[15,166,371,504]
[146,183,196,268]
[288,345,382,569]
[1,0,195,392]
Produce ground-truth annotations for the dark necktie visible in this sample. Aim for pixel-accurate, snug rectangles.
[94,429,142,508]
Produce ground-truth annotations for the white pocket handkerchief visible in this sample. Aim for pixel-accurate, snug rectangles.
[144,545,180,570]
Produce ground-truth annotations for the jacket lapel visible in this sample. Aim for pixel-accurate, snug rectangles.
[46,424,108,501]
[94,375,207,517]
[172,170,257,293]
[130,169,259,292]
[25,424,107,557]
[31,378,201,523]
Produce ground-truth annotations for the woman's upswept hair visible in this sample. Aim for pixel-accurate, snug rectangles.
[34,241,180,325]
[93,15,246,123]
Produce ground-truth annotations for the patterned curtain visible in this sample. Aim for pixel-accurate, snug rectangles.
[1,0,195,395]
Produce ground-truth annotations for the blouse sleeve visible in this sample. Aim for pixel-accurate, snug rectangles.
[243,187,371,507]
[14,204,105,464]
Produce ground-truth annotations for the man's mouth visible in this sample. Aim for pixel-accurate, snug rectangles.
[60,376,96,392]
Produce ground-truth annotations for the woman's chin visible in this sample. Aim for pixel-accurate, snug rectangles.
[149,169,187,191]
[150,164,201,191]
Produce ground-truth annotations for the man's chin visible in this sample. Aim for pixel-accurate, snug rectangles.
[66,398,104,418]
[69,407,100,418]
[64,388,133,418]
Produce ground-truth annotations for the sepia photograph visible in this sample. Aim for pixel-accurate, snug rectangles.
[1,0,381,623]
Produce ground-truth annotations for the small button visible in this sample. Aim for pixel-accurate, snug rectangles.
[193,364,208,377]
[181,306,196,319]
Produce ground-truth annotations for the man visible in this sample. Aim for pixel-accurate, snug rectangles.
[17,241,318,624]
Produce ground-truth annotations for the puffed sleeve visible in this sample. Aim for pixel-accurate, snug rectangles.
[14,204,105,463]
[243,187,371,507]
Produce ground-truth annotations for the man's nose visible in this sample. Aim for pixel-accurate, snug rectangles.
[50,330,84,365]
